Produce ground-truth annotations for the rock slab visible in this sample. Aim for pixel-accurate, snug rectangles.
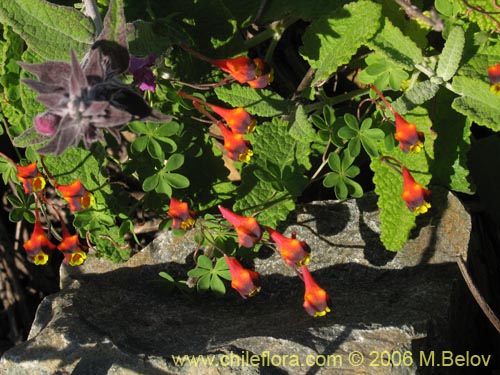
[0,189,471,374]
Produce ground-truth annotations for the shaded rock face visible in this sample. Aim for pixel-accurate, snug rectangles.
[1,189,472,374]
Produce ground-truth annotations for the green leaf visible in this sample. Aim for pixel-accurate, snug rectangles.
[197,274,211,292]
[143,174,159,191]
[289,105,317,142]
[147,138,165,161]
[452,76,500,131]
[367,17,423,69]
[214,84,291,117]
[210,274,226,296]
[0,0,94,60]
[132,136,148,153]
[187,267,209,278]
[300,0,382,85]
[163,173,190,189]
[159,271,174,282]
[436,26,465,82]
[196,255,213,270]
[392,80,441,114]
[165,154,184,172]
[12,127,49,148]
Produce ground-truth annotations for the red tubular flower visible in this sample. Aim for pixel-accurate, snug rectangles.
[218,206,262,247]
[224,255,261,298]
[488,63,500,95]
[266,227,311,267]
[302,265,332,318]
[210,56,272,88]
[56,180,94,212]
[208,104,256,134]
[23,214,56,265]
[394,114,424,153]
[168,198,195,230]
[57,229,87,266]
[16,162,46,194]
[401,167,431,215]
[217,123,253,162]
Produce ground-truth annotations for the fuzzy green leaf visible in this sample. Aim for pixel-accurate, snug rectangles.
[367,17,423,69]
[300,0,382,85]
[0,0,94,60]
[289,105,317,142]
[392,80,441,114]
[371,107,434,251]
[452,76,500,131]
[214,84,291,117]
[437,26,464,82]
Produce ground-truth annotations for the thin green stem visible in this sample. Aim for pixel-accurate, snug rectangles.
[303,88,370,113]
[243,16,299,50]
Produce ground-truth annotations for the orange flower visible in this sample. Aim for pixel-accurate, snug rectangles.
[401,167,431,215]
[210,56,272,88]
[302,265,332,318]
[218,206,262,247]
[488,63,500,95]
[224,255,261,298]
[23,214,56,265]
[208,104,256,134]
[217,123,253,162]
[394,114,424,153]
[57,229,87,266]
[168,198,195,230]
[56,180,94,212]
[266,228,311,267]
[16,162,46,194]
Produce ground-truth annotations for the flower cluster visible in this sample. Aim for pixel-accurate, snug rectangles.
[370,85,431,215]
[13,160,93,266]
[167,199,331,317]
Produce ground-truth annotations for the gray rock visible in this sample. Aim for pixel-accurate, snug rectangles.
[0,189,470,374]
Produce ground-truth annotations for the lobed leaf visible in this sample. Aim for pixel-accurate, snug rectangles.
[300,0,382,85]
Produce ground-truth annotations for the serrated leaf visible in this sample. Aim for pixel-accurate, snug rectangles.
[0,0,94,60]
[371,107,435,251]
[428,90,473,194]
[367,18,423,69]
[452,76,500,131]
[289,105,316,142]
[214,84,291,117]
[300,0,382,85]
[392,80,441,114]
[436,26,464,82]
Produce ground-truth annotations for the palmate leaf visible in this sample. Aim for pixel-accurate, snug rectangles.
[300,0,382,85]
[371,107,434,251]
[0,0,94,60]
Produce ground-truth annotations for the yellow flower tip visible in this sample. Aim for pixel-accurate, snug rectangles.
[239,149,254,163]
[34,252,49,265]
[414,201,431,216]
[179,217,196,230]
[313,307,331,318]
[80,192,95,209]
[32,176,46,192]
[409,141,424,154]
[247,286,261,297]
[297,254,311,267]
[247,119,257,134]
[69,251,87,266]
[490,83,500,95]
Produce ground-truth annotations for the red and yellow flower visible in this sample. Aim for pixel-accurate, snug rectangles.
[267,228,311,267]
[224,255,261,298]
[23,214,56,265]
[218,206,262,248]
[210,56,272,88]
[488,62,500,95]
[401,167,431,215]
[394,114,424,154]
[168,198,195,230]
[208,104,256,134]
[302,265,332,318]
[56,180,94,212]
[217,123,253,162]
[57,229,87,266]
[16,162,46,195]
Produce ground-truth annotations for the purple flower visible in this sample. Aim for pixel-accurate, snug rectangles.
[129,55,157,93]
